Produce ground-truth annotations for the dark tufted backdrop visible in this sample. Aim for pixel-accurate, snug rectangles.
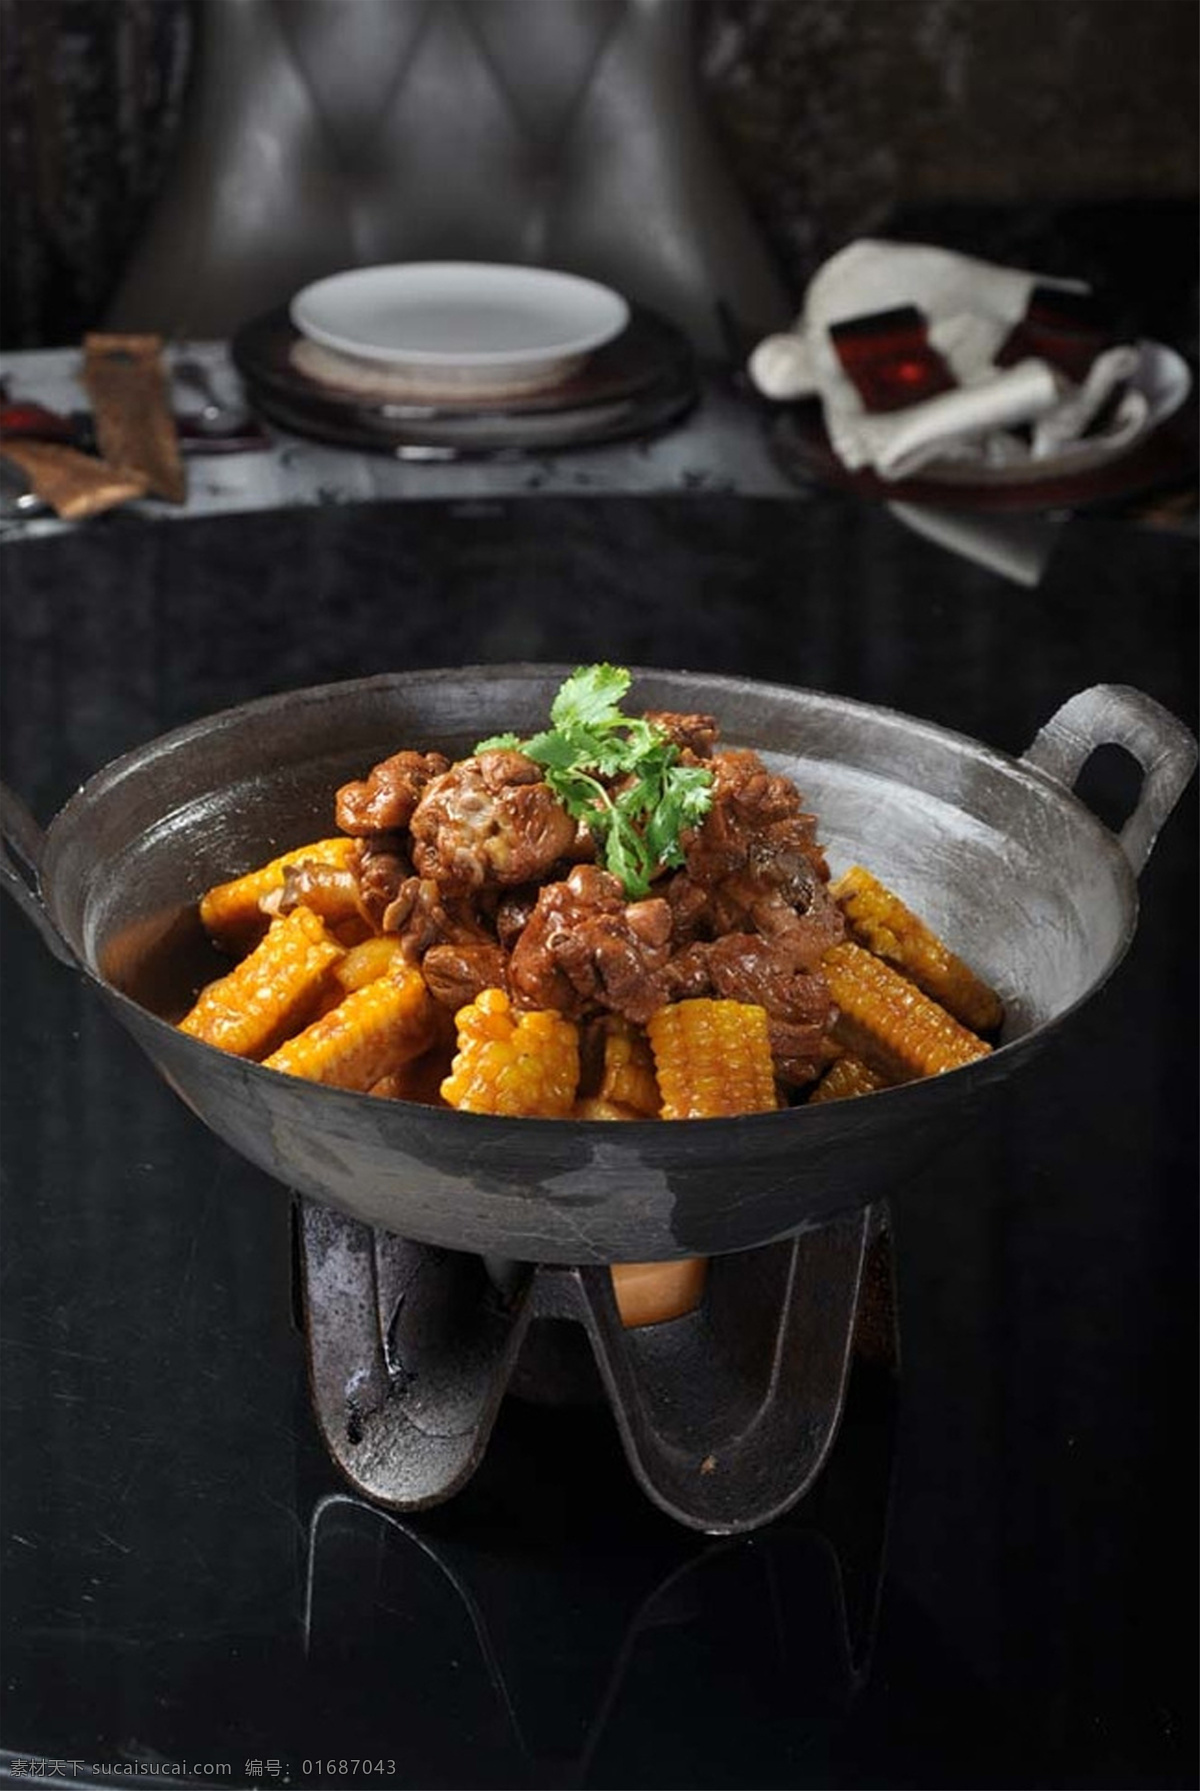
[1,0,1197,350]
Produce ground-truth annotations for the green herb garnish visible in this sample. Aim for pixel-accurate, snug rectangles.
[477,664,713,898]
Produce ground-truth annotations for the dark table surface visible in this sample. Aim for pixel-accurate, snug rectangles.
[1,492,1196,1790]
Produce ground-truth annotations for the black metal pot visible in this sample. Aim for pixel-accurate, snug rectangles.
[2,667,1194,1264]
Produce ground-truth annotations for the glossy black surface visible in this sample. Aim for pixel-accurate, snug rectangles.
[1,494,1196,1787]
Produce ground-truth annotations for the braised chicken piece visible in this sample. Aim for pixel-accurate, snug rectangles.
[421,942,510,1011]
[660,938,714,1002]
[682,749,830,890]
[700,871,844,970]
[336,750,450,836]
[509,865,673,1025]
[642,710,718,758]
[705,934,833,1086]
[409,749,578,891]
[269,856,371,934]
[650,747,843,1082]
[668,743,840,946]
[495,886,543,951]
[355,835,411,928]
[379,875,494,961]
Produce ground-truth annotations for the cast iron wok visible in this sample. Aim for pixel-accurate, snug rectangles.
[2,667,1194,1263]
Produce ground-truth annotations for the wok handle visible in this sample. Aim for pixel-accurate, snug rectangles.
[1020,684,1197,877]
[0,781,78,967]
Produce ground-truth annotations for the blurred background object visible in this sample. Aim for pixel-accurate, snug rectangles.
[705,0,1198,349]
[92,0,794,353]
[1,0,193,349]
[0,0,1196,354]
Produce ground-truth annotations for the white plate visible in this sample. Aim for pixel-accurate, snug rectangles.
[290,262,630,399]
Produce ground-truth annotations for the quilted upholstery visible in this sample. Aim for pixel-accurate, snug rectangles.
[106,0,790,352]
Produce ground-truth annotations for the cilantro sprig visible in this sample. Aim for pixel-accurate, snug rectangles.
[477,664,713,898]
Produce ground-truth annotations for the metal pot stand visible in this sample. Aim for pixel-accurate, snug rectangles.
[298,1198,896,1535]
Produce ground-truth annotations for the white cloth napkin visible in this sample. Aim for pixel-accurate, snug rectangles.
[886,501,1061,588]
[749,240,1148,481]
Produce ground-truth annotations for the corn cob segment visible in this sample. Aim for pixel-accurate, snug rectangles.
[264,962,435,1091]
[369,1007,457,1106]
[179,906,344,1059]
[611,1258,709,1328]
[597,1017,661,1117]
[370,1049,452,1108]
[647,999,777,1120]
[809,1051,891,1103]
[831,865,1003,1035]
[441,988,580,1118]
[331,934,407,996]
[573,1097,647,1122]
[312,933,408,1019]
[823,940,991,1081]
[199,837,359,955]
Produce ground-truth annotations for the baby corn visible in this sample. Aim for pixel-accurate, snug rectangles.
[330,934,407,995]
[823,940,991,1081]
[597,1017,661,1117]
[647,998,777,1120]
[264,962,435,1091]
[179,906,344,1059]
[832,865,1003,1035]
[573,1096,646,1121]
[442,988,580,1118]
[808,1051,890,1103]
[370,1048,451,1107]
[199,837,359,955]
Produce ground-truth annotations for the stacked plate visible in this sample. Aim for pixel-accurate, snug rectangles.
[232,263,698,457]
